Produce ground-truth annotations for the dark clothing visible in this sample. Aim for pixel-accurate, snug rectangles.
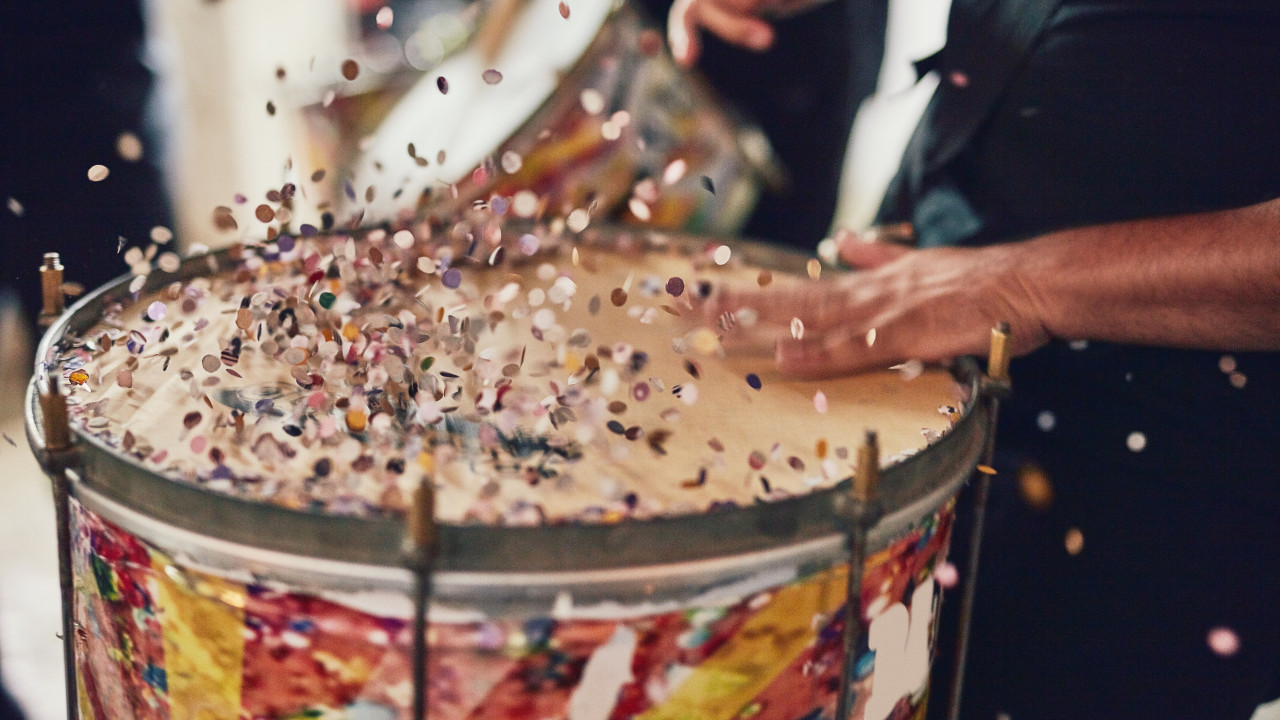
[636,0,887,250]
[0,1,173,326]
[880,2,1280,718]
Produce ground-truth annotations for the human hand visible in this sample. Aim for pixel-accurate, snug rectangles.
[668,0,778,66]
[709,231,1052,378]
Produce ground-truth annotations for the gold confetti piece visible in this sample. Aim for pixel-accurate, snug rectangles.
[690,328,719,355]
[976,464,997,475]
[806,258,821,280]
[68,369,89,385]
[346,409,368,433]
[235,308,252,330]
[1015,464,1052,510]
[1064,527,1084,555]
[116,132,143,162]
[87,164,110,182]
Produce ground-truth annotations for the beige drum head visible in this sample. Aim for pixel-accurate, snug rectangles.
[56,230,964,529]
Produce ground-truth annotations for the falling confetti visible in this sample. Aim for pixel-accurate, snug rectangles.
[1126,431,1147,452]
[865,328,877,347]
[1206,627,1240,657]
[700,176,715,194]
[580,89,605,115]
[1017,464,1054,510]
[116,132,143,162]
[712,245,731,265]
[376,6,394,29]
[745,373,762,390]
[482,69,503,85]
[790,317,804,340]
[6,197,22,216]
[2,433,16,448]
[558,1,570,18]
[437,76,449,94]
[1064,527,1084,555]
[934,562,959,589]
[87,164,110,182]
[813,391,828,413]
[567,208,590,232]
[663,158,687,185]
[806,258,821,280]
[341,59,360,81]
[1036,410,1056,432]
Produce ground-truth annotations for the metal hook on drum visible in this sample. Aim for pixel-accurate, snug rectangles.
[945,323,1013,720]
[405,479,440,720]
[833,429,883,719]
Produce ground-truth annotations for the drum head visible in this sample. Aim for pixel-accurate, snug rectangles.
[34,227,986,571]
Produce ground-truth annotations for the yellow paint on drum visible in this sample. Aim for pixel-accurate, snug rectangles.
[152,555,246,720]
[639,566,849,720]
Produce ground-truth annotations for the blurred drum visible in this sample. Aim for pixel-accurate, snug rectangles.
[28,225,988,720]
[319,0,780,234]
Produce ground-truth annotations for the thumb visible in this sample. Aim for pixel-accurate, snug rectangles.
[834,227,912,270]
[668,0,703,66]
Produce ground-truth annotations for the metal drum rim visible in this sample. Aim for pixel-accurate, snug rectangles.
[27,232,988,573]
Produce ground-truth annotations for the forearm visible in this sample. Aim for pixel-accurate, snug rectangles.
[1012,197,1280,351]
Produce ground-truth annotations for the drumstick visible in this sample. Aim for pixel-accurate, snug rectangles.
[474,0,526,63]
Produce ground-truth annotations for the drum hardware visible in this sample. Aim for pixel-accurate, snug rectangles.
[32,321,82,719]
[834,430,883,720]
[946,322,1013,720]
[39,252,66,329]
[406,479,440,720]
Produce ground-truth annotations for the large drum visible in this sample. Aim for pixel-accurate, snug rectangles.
[27,225,991,720]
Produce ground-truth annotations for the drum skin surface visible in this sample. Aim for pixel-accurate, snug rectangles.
[30,228,987,720]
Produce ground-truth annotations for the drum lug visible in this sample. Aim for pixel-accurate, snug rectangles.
[404,480,440,720]
[32,371,84,720]
[978,321,1014,400]
[38,252,67,329]
[834,430,885,720]
[945,323,1013,720]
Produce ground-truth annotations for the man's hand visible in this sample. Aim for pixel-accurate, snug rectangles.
[710,234,1051,378]
[668,0,777,66]
[709,197,1280,378]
